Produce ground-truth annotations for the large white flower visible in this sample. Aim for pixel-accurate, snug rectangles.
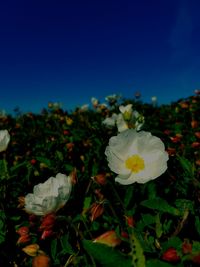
[0,129,10,152]
[105,129,169,185]
[25,173,72,215]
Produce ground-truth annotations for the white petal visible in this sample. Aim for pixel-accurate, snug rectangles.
[0,130,10,152]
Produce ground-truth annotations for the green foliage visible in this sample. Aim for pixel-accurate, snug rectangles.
[140,198,180,216]
[146,259,182,267]
[82,239,132,267]
[0,210,6,244]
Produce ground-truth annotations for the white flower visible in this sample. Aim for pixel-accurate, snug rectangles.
[91,97,99,107]
[102,113,118,128]
[105,94,120,105]
[151,96,157,106]
[105,129,169,185]
[151,96,157,102]
[119,104,133,113]
[25,173,72,215]
[79,104,89,112]
[119,104,133,121]
[116,110,144,132]
[132,111,145,131]
[116,114,129,132]
[97,103,108,113]
[0,129,10,152]
[102,104,144,132]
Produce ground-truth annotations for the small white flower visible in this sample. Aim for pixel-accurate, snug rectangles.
[80,104,89,112]
[132,111,145,131]
[25,173,72,215]
[102,113,118,128]
[105,94,120,105]
[91,97,99,107]
[116,111,144,132]
[151,96,157,107]
[105,129,169,185]
[119,104,133,120]
[102,104,144,132]
[0,129,10,152]
[97,103,108,113]
[151,96,157,102]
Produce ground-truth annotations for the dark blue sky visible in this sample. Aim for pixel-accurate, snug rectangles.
[0,0,200,114]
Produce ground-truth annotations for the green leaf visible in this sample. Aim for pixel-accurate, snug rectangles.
[195,216,200,237]
[0,159,9,180]
[0,210,6,244]
[192,241,200,254]
[155,213,163,239]
[91,162,98,176]
[51,238,58,262]
[64,164,74,172]
[146,259,182,267]
[82,239,131,267]
[146,181,157,199]
[136,214,155,232]
[55,150,64,161]
[83,196,92,210]
[175,199,194,215]
[82,196,92,218]
[60,234,74,255]
[177,155,194,177]
[10,161,27,173]
[140,198,180,216]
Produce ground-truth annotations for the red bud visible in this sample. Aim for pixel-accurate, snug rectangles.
[39,213,56,231]
[161,247,180,263]
[16,226,29,236]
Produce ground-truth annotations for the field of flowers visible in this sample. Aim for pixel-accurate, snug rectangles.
[0,91,200,267]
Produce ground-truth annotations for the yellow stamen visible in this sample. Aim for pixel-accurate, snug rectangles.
[125,154,145,173]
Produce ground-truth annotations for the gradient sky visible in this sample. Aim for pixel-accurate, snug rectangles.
[0,0,200,115]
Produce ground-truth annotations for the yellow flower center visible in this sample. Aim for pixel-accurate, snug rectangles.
[125,154,145,173]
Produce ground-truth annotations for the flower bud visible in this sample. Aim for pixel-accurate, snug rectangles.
[32,254,51,267]
[124,215,135,227]
[161,247,180,263]
[17,234,31,244]
[91,173,107,185]
[182,239,192,254]
[191,142,200,148]
[89,202,104,221]
[17,196,25,208]
[191,120,199,129]
[22,243,40,257]
[16,226,29,236]
[39,213,56,230]
[195,132,200,139]
[166,147,176,156]
[192,253,200,264]
[70,168,78,185]
[93,230,121,247]
[41,229,54,240]
[30,159,37,165]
